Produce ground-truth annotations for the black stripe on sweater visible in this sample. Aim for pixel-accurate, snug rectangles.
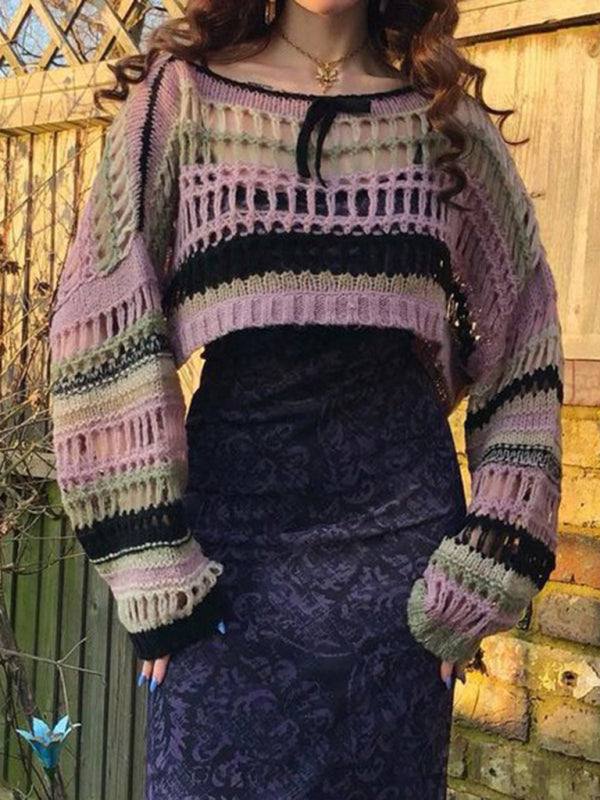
[162,228,478,363]
[465,365,563,433]
[476,442,562,484]
[77,500,189,562]
[453,512,556,590]
[138,54,177,233]
[51,331,172,398]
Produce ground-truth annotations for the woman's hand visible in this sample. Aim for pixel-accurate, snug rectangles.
[440,658,467,690]
[138,655,171,692]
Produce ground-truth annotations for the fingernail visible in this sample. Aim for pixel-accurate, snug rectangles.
[149,678,158,692]
[444,675,453,690]
[137,672,147,687]
[217,619,227,634]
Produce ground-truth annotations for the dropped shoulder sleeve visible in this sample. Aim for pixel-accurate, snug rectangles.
[48,54,225,661]
[406,94,564,664]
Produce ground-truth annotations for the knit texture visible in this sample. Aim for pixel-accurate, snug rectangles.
[48,52,563,663]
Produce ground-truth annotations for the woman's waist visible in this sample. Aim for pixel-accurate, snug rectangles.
[189,323,438,421]
[185,324,457,495]
[200,323,415,362]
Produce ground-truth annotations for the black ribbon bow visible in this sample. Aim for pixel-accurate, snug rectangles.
[295,95,372,187]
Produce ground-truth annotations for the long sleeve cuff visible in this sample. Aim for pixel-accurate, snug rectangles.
[128,576,233,661]
[407,578,484,664]
[406,526,544,664]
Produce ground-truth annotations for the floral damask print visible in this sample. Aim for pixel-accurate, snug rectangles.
[146,324,466,800]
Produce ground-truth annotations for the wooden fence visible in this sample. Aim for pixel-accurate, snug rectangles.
[0,1,599,798]
[0,5,184,797]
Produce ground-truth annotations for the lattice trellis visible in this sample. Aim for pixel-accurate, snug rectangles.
[0,0,184,76]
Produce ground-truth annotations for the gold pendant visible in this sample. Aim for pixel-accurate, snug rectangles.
[316,62,339,92]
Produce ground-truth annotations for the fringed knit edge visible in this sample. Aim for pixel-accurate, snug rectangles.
[406,580,489,664]
[61,461,189,532]
[117,555,224,635]
[425,536,543,610]
[128,568,233,661]
[406,531,543,663]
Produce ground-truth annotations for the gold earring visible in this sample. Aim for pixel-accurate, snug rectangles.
[265,0,275,24]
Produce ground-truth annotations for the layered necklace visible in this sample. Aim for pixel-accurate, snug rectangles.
[275,27,370,93]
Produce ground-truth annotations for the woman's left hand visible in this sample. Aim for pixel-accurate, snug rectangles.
[440,658,467,690]
[138,654,171,692]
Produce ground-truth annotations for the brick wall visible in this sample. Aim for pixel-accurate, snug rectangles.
[445,360,600,800]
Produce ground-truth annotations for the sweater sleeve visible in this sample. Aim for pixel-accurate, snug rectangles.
[406,94,564,664]
[48,54,226,661]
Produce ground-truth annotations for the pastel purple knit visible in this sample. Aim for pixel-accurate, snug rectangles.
[48,52,563,662]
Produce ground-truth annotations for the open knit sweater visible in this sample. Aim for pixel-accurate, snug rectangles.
[48,52,563,663]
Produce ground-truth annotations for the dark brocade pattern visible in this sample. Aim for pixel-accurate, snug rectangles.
[145,323,467,800]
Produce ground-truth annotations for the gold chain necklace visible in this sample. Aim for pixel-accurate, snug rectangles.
[275,28,370,93]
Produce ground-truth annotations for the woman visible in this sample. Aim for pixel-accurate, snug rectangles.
[48,0,563,797]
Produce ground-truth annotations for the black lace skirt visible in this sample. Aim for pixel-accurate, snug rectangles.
[145,323,467,800]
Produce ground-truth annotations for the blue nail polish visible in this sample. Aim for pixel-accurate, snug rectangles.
[217,619,226,634]
[137,672,147,687]
[149,678,158,692]
[444,675,453,690]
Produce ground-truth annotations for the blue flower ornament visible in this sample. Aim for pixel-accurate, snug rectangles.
[16,714,81,777]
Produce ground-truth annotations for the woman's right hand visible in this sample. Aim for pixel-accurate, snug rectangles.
[440,658,467,691]
[138,654,171,692]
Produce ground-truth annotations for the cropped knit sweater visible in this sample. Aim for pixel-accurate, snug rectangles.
[48,52,563,663]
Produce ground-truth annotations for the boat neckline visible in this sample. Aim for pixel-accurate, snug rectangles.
[191,59,417,102]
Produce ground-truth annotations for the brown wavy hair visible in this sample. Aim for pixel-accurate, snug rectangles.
[95,0,526,210]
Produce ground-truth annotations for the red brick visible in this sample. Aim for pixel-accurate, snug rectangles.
[446,788,489,800]
[453,678,530,741]
[552,534,600,590]
[535,588,600,647]
[448,732,469,779]
[534,697,600,762]
[465,736,600,799]
[480,635,600,705]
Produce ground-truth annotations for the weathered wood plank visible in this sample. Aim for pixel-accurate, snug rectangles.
[105,607,137,800]
[76,568,111,800]
[49,496,86,798]
[34,513,62,775]
[2,133,31,415]
[53,129,87,284]
[71,125,110,800]
[456,0,600,40]
[464,24,600,360]
[131,675,148,799]
[23,130,54,448]
[0,62,117,134]
[6,519,43,790]
[0,134,10,391]
[27,136,62,778]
